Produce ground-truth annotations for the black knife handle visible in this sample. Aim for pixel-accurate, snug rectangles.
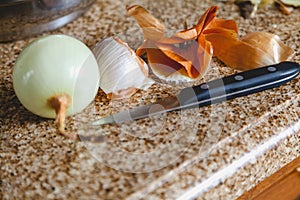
[178,61,300,108]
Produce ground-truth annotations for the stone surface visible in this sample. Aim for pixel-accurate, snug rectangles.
[1,0,299,199]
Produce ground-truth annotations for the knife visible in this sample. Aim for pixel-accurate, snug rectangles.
[92,61,300,126]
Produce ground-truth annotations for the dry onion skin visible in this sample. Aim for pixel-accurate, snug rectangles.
[93,37,154,99]
[127,5,218,82]
[128,5,294,73]
[13,35,100,139]
[204,29,295,70]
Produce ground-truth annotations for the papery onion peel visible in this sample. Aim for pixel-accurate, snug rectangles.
[127,4,294,79]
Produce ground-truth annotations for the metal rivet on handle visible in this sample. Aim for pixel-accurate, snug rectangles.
[234,75,244,81]
[200,84,209,89]
[267,66,277,72]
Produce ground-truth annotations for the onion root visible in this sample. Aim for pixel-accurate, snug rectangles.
[47,94,77,140]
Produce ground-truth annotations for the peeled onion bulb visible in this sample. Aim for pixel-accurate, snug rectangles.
[13,35,100,139]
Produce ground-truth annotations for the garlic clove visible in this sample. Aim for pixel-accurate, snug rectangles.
[93,37,154,99]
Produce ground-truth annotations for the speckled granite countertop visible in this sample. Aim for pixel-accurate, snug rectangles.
[1,0,300,199]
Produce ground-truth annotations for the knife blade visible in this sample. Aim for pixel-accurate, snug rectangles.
[92,61,300,126]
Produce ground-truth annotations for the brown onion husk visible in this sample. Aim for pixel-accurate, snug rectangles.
[204,28,294,70]
[128,4,294,77]
[128,5,237,81]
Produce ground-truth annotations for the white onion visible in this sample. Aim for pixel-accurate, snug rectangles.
[13,35,100,138]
